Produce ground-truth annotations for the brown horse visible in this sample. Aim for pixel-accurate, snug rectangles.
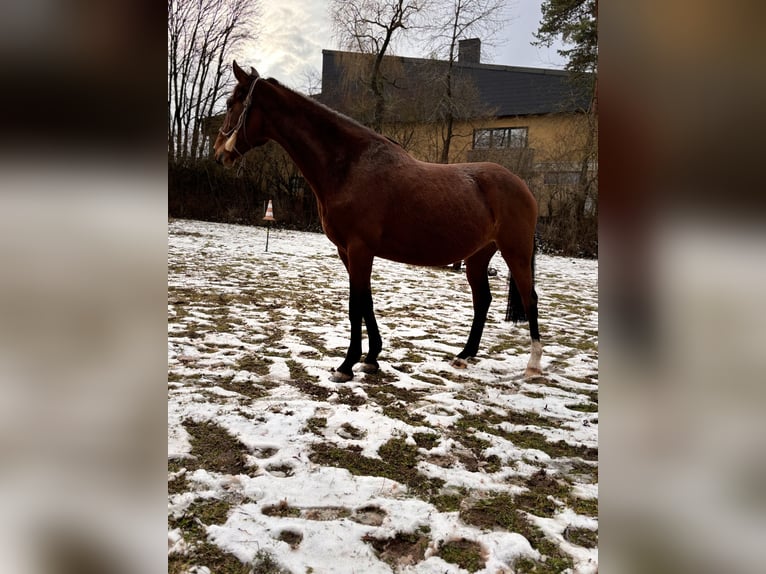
[214,61,542,382]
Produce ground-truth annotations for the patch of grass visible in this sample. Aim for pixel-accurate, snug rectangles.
[364,531,430,569]
[290,380,332,401]
[168,470,188,495]
[565,401,598,413]
[508,430,598,461]
[514,469,573,517]
[483,454,502,473]
[488,339,524,355]
[294,329,331,356]
[413,432,441,450]
[262,500,301,518]
[182,419,253,475]
[361,368,400,384]
[458,409,561,436]
[192,498,231,525]
[310,438,444,499]
[251,549,291,574]
[304,416,327,436]
[366,384,430,426]
[460,493,528,532]
[382,403,428,427]
[569,496,598,517]
[366,384,424,405]
[433,369,476,384]
[460,493,573,571]
[286,359,315,381]
[410,373,446,386]
[400,348,427,363]
[564,526,598,548]
[514,554,575,574]
[218,379,271,401]
[169,541,253,574]
[258,325,285,351]
[168,498,247,574]
[277,529,303,549]
[458,433,492,457]
[236,354,273,377]
[339,422,367,439]
[176,323,205,340]
[173,230,204,238]
[565,460,599,483]
[334,386,366,407]
[430,491,464,512]
[438,539,485,573]
[285,360,331,400]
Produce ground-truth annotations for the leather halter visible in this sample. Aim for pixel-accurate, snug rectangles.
[219,76,260,152]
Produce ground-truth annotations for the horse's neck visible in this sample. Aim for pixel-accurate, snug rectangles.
[258,81,368,198]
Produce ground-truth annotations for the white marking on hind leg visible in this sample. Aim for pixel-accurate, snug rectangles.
[524,340,543,378]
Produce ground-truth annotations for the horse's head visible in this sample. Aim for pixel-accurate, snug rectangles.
[213,61,269,166]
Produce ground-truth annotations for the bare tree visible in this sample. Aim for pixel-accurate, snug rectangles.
[425,0,508,162]
[330,0,429,132]
[168,0,258,163]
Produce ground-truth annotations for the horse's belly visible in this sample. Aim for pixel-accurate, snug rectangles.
[376,228,490,267]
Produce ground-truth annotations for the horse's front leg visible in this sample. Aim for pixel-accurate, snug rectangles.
[331,248,381,382]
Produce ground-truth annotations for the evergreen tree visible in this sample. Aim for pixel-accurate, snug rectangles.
[534,0,597,74]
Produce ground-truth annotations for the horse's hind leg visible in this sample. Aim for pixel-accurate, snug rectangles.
[503,252,543,378]
[452,244,498,368]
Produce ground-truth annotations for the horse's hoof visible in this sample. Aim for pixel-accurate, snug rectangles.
[360,361,379,374]
[451,357,468,369]
[524,367,543,379]
[330,370,353,383]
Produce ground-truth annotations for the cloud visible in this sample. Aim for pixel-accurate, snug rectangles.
[243,0,333,89]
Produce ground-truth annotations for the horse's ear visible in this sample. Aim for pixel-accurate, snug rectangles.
[232,60,249,84]
[250,67,260,78]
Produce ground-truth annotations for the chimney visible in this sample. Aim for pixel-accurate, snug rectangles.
[458,38,481,64]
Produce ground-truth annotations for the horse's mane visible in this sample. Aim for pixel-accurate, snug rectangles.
[262,76,386,142]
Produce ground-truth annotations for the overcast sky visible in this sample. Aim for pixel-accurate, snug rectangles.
[241,0,568,91]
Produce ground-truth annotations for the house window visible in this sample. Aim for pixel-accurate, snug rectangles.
[289,175,306,195]
[473,127,528,149]
[543,171,580,185]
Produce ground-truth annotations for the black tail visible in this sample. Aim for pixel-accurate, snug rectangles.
[505,236,537,323]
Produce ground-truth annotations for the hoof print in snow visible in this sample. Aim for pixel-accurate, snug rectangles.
[276,529,303,549]
[302,506,352,521]
[262,500,300,518]
[365,531,430,569]
[252,446,279,459]
[337,422,367,440]
[266,463,295,478]
[351,505,386,526]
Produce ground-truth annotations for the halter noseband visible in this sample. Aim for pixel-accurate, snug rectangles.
[220,76,260,153]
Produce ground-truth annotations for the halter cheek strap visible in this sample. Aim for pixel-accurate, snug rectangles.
[221,76,260,152]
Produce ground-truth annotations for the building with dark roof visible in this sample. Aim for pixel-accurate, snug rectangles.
[318,41,596,218]
[321,47,590,118]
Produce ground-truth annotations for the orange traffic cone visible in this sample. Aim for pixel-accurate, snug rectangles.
[263,199,275,221]
[263,200,275,252]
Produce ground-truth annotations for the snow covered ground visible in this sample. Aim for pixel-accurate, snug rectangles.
[168,219,598,573]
